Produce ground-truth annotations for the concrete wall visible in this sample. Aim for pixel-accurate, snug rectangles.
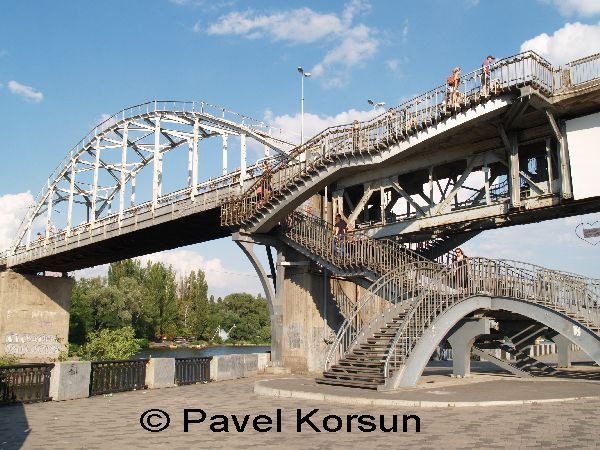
[210,352,270,381]
[0,270,73,362]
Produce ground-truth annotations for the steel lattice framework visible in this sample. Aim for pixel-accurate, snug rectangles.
[11,101,294,252]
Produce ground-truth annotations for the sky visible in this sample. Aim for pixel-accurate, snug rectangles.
[1,0,599,298]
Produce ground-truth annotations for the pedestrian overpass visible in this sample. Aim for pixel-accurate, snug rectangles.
[2,51,600,389]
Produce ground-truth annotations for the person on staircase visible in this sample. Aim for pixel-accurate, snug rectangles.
[333,213,347,257]
[454,247,469,294]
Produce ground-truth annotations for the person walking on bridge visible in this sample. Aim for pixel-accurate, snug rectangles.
[481,55,495,96]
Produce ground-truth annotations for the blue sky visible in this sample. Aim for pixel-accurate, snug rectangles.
[1,0,599,297]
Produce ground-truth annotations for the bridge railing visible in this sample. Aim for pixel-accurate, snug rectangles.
[382,257,600,378]
[0,363,54,404]
[566,53,600,87]
[221,51,556,226]
[9,156,276,258]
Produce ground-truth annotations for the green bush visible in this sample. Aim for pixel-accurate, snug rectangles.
[79,326,142,361]
[0,355,20,366]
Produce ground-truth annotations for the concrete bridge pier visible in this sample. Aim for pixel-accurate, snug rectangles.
[552,334,573,368]
[274,247,345,373]
[447,318,491,377]
[0,270,73,362]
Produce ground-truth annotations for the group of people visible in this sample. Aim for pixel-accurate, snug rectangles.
[446,54,496,109]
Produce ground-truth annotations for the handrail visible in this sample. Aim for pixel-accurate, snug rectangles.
[381,257,600,379]
[10,157,271,256]
[221,50,563,227]
[280,211,449,370]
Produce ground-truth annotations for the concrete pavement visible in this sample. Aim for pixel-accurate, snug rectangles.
[1,371,600,449]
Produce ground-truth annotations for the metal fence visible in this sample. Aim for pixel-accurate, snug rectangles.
[89,359,148,396]
[0,363,54,405]
[174,357,212,385]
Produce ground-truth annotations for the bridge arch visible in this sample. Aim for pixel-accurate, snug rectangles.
[11,101,294,253]
[387,295,600,389]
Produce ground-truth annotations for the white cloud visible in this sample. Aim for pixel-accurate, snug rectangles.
[137,249,262,297]
[73,247,263,298]
[401,19,409,44]
[542,0,600,17]
[207,1,379,85]
[0,192,34,252]
[207,8,344,43]
[386,59,399,72]
[464,213,600,278]
[192,21,201,33]
[7,80,43,103]
[265,107,381,144]
[520,21,600,64]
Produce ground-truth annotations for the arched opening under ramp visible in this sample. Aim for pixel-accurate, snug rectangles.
[384,295,600,390]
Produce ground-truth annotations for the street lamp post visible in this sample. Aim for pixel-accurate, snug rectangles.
[368,99,385,110]
[298,66,311,145]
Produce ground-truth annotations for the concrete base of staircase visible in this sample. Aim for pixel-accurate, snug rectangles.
[255,358,600,407]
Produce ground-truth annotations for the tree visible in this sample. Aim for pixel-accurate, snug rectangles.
[79,326,142,360]
[178,270,212,340]
[144,261,178,339]
[216,293,271,343]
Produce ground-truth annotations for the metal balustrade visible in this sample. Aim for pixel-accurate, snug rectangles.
[221,51,575,227]
[174,357,212,385]
[324,256,600,375]
[0,363,54,405]
[89,359,148,396]
[380,258,600,379]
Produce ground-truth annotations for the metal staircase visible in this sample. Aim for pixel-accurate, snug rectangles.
[318,259,600,389]
[221,52,557,232]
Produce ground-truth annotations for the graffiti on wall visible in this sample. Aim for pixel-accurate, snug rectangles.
[4,333,62,356]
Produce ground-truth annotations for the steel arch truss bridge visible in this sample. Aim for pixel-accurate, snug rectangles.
[8,102,294,270]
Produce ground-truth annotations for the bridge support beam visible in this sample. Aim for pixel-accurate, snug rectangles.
[552,333,572,368]
[232,234,281,365]
[0,270,73,362]
[447,318,491,377]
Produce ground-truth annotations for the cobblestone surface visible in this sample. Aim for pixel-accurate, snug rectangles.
[1,374,600,449]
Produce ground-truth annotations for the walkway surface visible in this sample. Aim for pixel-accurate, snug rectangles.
[1,369,600,449]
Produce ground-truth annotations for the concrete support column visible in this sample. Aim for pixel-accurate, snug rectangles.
[447,318,490,377]
[233,235,281,366]
[145,358,176,388]
[0,271,73,362]
[277,247,341,373]
[553,334,572,368]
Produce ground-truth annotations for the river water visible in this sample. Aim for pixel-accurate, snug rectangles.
[134,345,270,359]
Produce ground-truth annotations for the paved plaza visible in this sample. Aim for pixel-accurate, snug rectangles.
[1,370,600,450]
